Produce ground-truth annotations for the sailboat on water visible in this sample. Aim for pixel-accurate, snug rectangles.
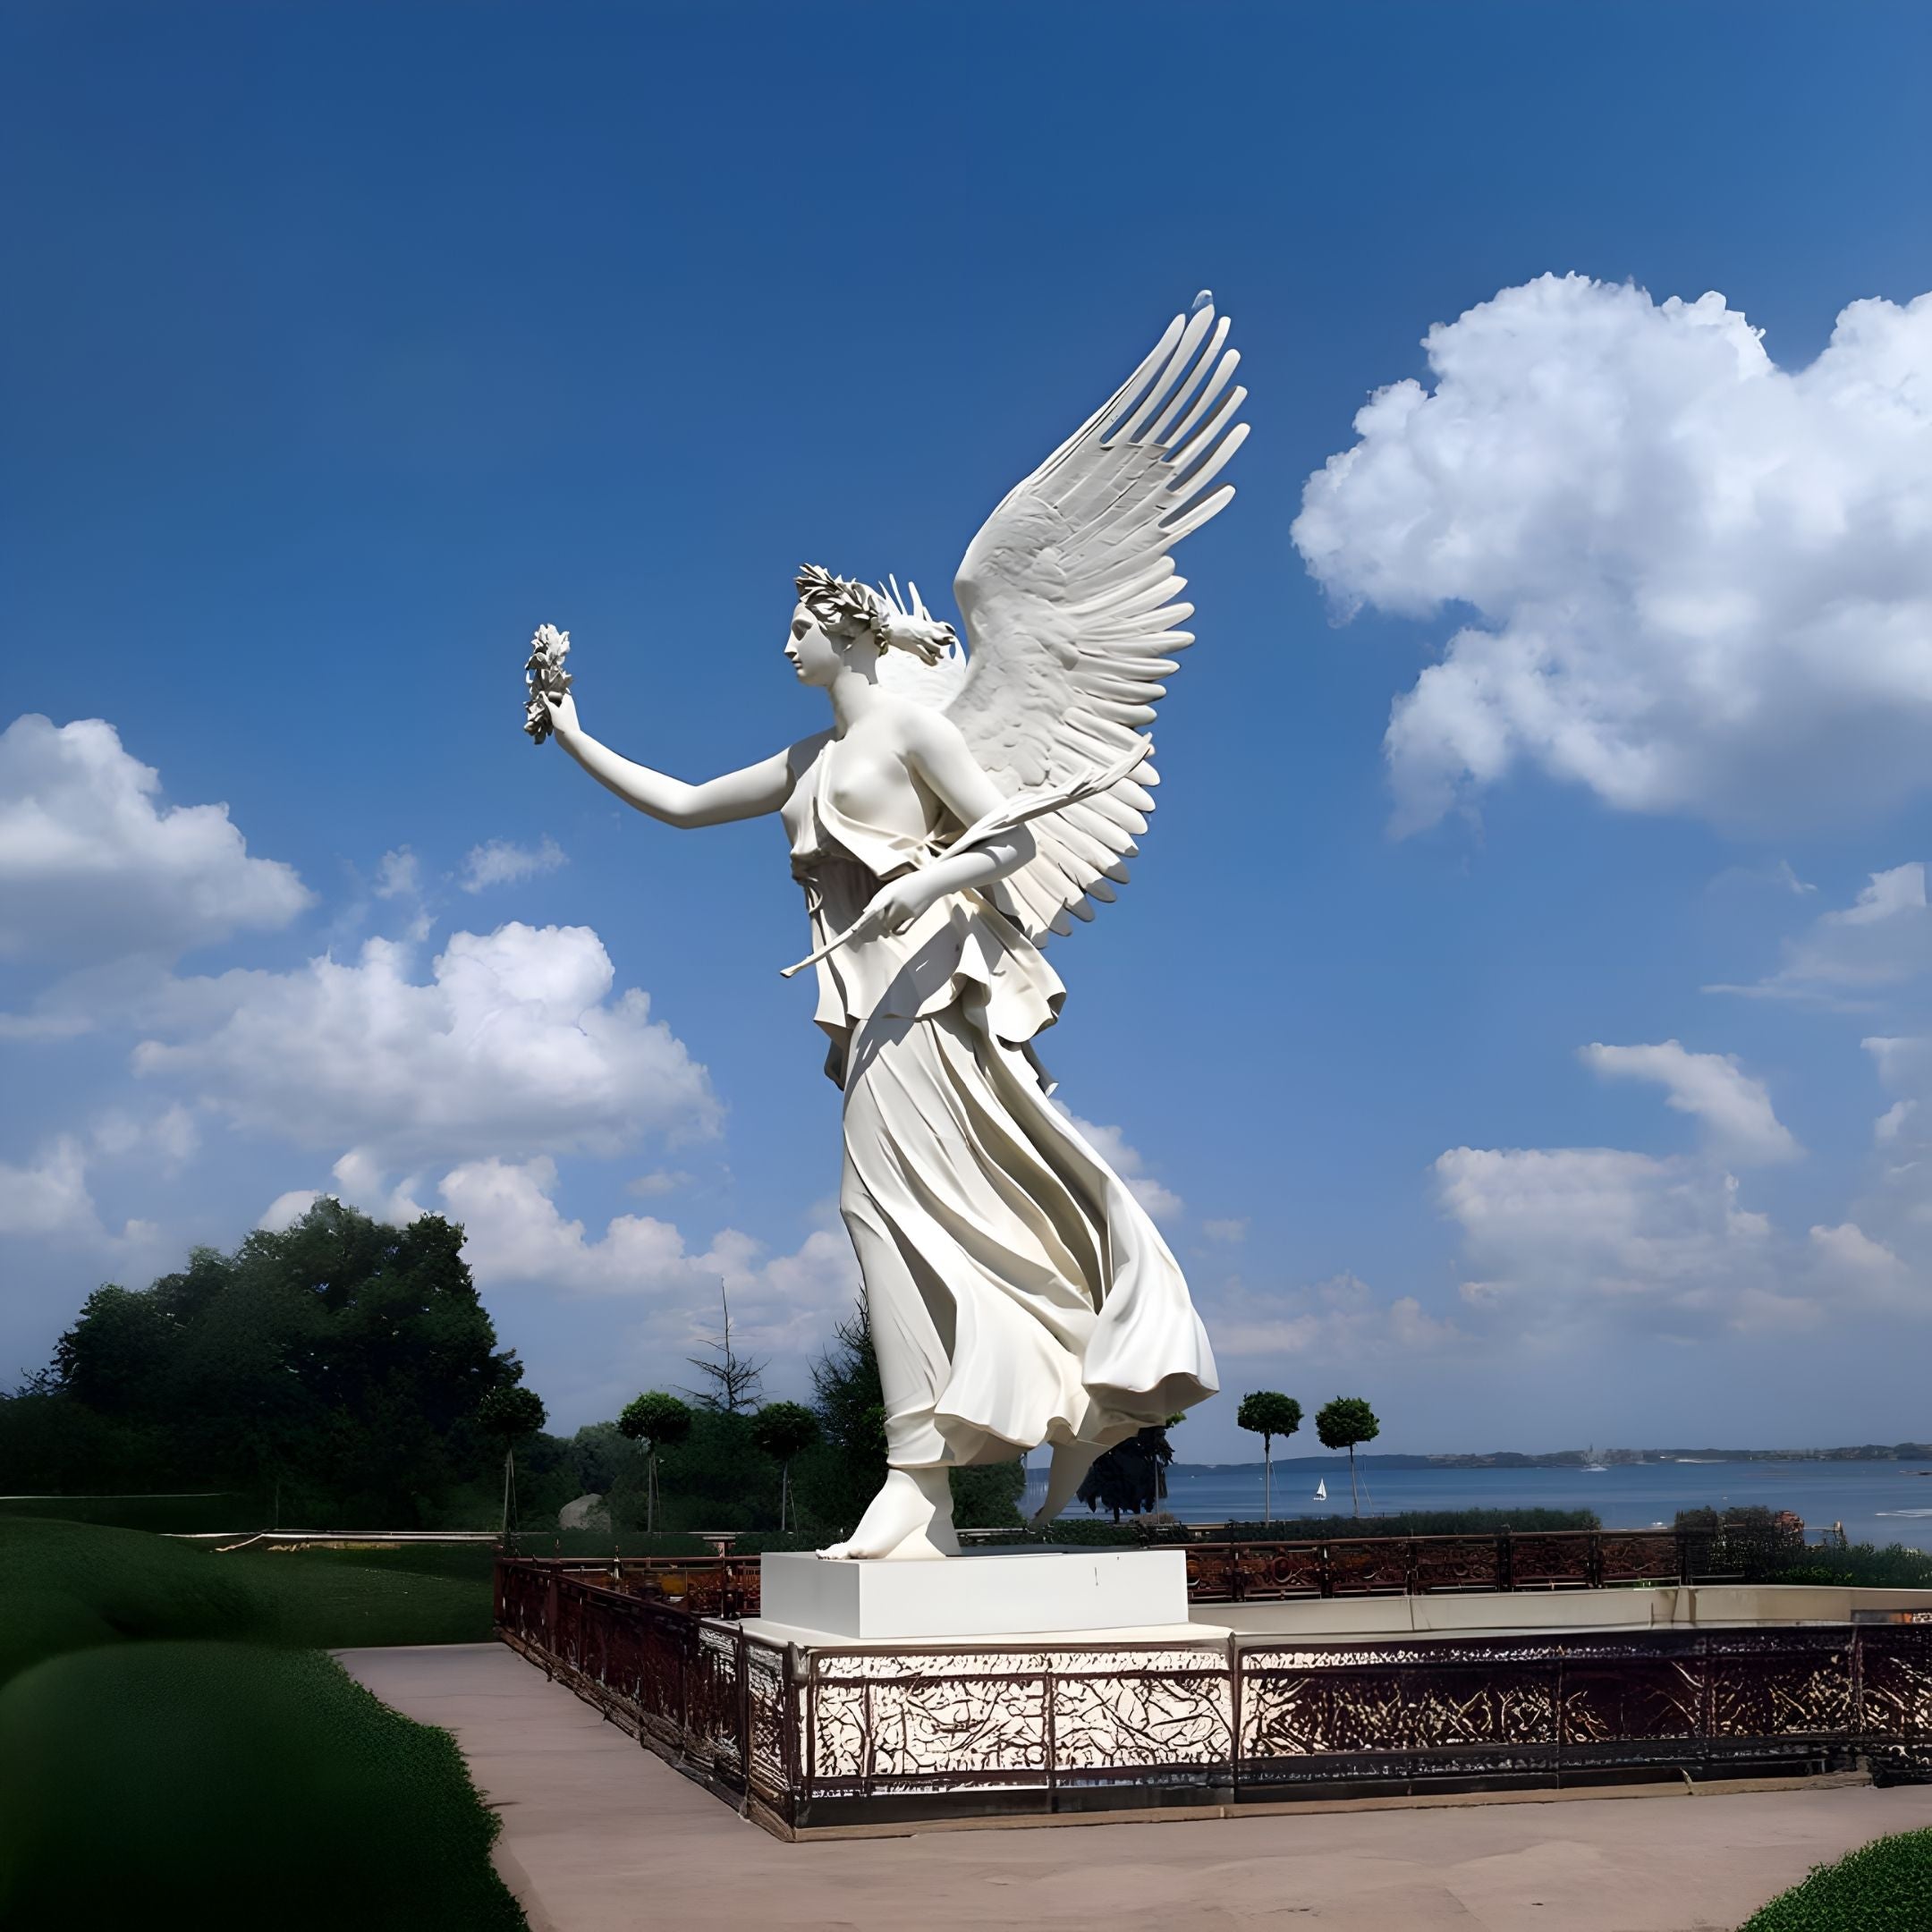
[1314,1479,1327,1504]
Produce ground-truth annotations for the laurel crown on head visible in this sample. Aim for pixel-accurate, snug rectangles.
[795,564,950,665]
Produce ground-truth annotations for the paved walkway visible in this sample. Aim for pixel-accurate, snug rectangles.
[338,1643,1932,1932]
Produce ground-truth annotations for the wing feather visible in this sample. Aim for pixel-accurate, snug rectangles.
[942,298,1245,940]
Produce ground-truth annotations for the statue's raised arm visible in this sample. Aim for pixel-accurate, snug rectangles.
[524,623,798,829]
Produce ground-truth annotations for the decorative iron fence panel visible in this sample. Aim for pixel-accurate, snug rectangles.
[1174,1529,1733,1603]
[495,1557,1932,1831]
[1236,1628,1875,1793]
[1857,1626,1932,1780]
[799,1645,1233,1802]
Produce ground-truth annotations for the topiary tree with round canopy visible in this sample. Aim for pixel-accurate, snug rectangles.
[618,1390,692,1535]
[1236,1391,1302,1525]
[749,1401,820,1532]
[477,1384,547,1538]
[1315,1395,1380,1520]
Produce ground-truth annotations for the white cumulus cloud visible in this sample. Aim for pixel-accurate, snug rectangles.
[437,1156,859,1359]
[0,1138,103,1241]
[1710,863,1932,1004]
[1207,1270,1464,1360]
[134,922,717,1165]
[0,1135,159,1254]
[1433,1146,1789,1331]
[1580,1040,1801,1165]
[461,836,566,893]
[1294,275,1932,834]
[0,715,312,962]
[372,849,422,900]
[1056,1109,1182,1221]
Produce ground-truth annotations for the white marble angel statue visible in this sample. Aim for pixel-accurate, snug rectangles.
[533,296,1247,1559]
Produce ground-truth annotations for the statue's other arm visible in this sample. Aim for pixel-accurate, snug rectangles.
[843,707,1036,946]
[545,691,795,827]
[902,708,1037,899]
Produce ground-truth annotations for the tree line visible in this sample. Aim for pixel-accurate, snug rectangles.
[0,1200,1022,1538]
[0,1199,1390,1538]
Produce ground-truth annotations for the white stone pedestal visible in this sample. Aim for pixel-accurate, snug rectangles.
[758,1547,1189,1642]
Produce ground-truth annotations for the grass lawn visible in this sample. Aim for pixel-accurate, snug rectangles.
[0,1516,494,1681]
[0,1518,521,1930]
[1741,1827,1932,1930]
[216,1540,495,1647]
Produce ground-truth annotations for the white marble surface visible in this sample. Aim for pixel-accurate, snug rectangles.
[532,299,1246,1558]
[758,1547,1189,1641]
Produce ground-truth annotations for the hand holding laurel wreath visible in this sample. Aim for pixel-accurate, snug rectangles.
[522,624,574,744]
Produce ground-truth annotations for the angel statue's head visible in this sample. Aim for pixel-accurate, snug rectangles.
[786,564,953,689]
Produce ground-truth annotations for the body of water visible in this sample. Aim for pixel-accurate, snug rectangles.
[1027,1459,1932,1552]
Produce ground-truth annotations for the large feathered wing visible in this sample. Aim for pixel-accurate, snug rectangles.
[946,296,1248,940]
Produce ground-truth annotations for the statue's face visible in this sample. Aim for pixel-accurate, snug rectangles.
[784,603,845,687]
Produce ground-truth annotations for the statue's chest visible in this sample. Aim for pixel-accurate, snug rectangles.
[825,745,916,825]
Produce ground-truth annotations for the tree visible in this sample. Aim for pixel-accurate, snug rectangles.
[951,1461,1027,1530]
[618,1390,692,1533]
[682,1283,766,1415]
[1236,1392,1302,1526]
[749,1402,819,1532]
[477,1385,547,1538]
[792,1307,887,1538]
[1315,1396,1380,1519]
[1077,1427,1175,1523]
[31,1199,522,1523]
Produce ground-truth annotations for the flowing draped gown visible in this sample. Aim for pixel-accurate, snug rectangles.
[782,734,1218,1470]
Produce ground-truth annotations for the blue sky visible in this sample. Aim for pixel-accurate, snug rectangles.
[4,3,1931,1455]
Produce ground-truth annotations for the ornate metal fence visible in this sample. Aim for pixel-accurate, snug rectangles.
[496,1559,793,1809]
[507,1528,1733,1623]
[1183,1528,1694,1600]
[495,1557,1932,1835]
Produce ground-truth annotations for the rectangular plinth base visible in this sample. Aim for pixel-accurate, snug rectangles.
[758,1547,1189,1641]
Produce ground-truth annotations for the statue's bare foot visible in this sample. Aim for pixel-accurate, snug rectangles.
[1028,1440,1106,1532]
[818,1466,959,1561]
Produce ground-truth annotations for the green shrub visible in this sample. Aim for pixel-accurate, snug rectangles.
[953,1460,1027,1530]
[1741,1828,1932,1931]
[1774,1543,1932,1590]
[0,1643,524,1930]
[1215,1508,1601,1542]
[970,1506,1604,1546]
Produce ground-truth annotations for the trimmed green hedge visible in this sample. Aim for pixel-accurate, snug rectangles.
[1775,1543,1932,1590]
[0,1643,524,1929]
[1741,1829,1932,1930]
[962,1507,1603,1546]
[1208,1508,1602,1541]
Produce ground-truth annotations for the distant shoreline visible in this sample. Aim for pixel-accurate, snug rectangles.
[1171,1445,1932,1475]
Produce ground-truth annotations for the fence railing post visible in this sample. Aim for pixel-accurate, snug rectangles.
[1226,1630,1242,1809]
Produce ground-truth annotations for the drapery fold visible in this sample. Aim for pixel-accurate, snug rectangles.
[782,736,1218,1468]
